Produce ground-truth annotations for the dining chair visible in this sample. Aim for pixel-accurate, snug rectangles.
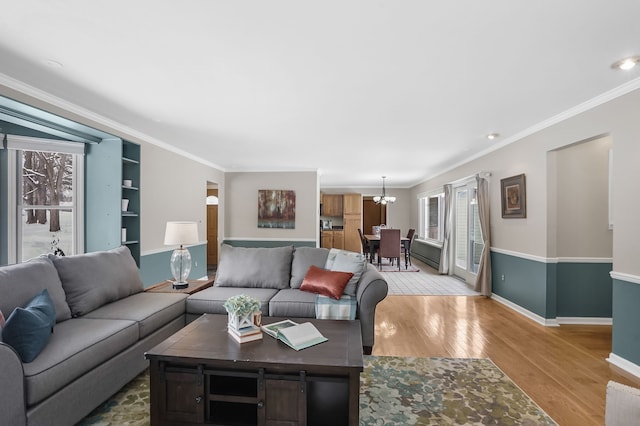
[357,228,371,261]
[402,228,416,268]
[378,228,401,271]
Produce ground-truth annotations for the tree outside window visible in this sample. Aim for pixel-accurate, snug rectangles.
[20,150,74,261]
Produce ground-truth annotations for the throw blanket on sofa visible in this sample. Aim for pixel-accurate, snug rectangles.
[315,295,356,320]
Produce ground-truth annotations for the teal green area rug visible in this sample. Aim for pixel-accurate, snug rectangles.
[78,356,556,425]
[360,356,556,425]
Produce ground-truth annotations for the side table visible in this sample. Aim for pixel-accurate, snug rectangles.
[145,277,214,295]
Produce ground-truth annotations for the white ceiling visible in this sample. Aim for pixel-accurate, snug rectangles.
[1,1,639,188]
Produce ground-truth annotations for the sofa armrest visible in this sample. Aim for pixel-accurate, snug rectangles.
[0,342,27,426]
[355,263,388,350]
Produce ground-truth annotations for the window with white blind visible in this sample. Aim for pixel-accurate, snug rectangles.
[418,191,445,243]
[4,135,84,263]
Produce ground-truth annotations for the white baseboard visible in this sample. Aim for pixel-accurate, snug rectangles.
[557,317,612,325]
[492,294,613,326]
[607,353,640,379]
[491,294,559,327]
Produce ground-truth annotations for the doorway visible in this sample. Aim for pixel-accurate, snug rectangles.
[452,182,483,284]
[363,197,386,235]
[206,184,219,275]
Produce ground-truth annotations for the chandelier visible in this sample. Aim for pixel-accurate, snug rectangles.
[373,176,396,205]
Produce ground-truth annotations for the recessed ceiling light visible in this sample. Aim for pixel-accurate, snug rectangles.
[44,59,63,68]
[486,133,500,140]
[611,56,640,71]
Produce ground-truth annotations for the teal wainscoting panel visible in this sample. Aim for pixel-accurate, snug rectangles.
[140,243,207,287]
[491,251,553,318]
[612,278,640,366]
[411,240,441,270]
[223,240,316,248]
[556,262,612,317]
[546,262,557,320]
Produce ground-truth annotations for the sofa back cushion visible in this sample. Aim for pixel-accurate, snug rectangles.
[50,246,143,317]
[215,245,294,289]
[290,247,329,289]
[0,256,71,323]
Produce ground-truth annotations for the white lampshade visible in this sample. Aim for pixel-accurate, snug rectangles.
[164,221,199,246]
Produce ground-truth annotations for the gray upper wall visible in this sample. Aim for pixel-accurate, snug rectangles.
[225,171,319,243]
[409,88,640,277]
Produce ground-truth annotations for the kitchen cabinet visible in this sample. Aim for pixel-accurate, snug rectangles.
[322,230,344,249]
[343,193,362,215]
[322,194,344,217]
[333,230,344,249]
[343,194,363,253]
[321,231,333,249]
[343,214,361,253]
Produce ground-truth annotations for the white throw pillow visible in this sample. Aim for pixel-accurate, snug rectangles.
[324,249,366,296]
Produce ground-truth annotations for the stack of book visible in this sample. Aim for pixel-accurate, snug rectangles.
[228,324,263,343]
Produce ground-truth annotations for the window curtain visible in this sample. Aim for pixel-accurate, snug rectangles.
[438,184,453,274]
[474,175,492,296]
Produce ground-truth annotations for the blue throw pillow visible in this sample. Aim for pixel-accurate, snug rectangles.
[1,289,56,363]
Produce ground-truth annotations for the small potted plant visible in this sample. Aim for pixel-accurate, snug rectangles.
[223,294,261,331]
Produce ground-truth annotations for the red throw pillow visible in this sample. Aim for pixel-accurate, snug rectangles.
[300,265,354,300]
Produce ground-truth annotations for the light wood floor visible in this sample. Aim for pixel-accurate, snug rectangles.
[372,295,640,426]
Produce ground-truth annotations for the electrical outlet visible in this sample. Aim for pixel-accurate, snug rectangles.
[501,274,505,281]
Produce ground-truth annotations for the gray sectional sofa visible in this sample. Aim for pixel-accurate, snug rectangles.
[0,246,187,426]
[187,245,389,354]
[0,244,388,425]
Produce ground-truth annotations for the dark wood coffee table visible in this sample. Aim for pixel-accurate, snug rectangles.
[145,314,363,426]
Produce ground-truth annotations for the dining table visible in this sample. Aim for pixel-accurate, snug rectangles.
[364,234,411,269]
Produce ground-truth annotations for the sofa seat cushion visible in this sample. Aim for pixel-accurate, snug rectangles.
[187,287,279,316]
[290,247,329,289]
[268,289,317,318]
[22,317,138,406]
[50,246,144,317]
[83,292,187,339]
[0,256,72,323]
[214,245,294,289]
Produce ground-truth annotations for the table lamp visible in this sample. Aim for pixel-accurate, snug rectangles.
[164,221,199,289]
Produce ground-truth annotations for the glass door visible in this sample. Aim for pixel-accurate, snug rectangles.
[452,182,483,284]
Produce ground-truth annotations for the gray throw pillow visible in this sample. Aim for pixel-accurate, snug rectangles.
[290,247,329,289]
[215,245,294,289]
[0,256,71,323]
[50,246,143,317]
[324,249,366,296]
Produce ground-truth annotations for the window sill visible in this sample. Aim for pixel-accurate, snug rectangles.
[415,238,443,249]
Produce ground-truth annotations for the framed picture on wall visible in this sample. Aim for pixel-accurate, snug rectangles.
[500,174,526,218]
[257,189,296,229]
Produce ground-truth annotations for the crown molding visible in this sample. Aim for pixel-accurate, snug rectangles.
[0,72,225,171]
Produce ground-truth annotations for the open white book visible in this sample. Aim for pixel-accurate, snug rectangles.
[262,320,328,350]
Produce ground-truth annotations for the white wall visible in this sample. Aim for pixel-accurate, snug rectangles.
[225,171,319,241]
[322,186,411,233]
[139,141,225,253]
[409,87,640,276]
[552,135,612,258]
